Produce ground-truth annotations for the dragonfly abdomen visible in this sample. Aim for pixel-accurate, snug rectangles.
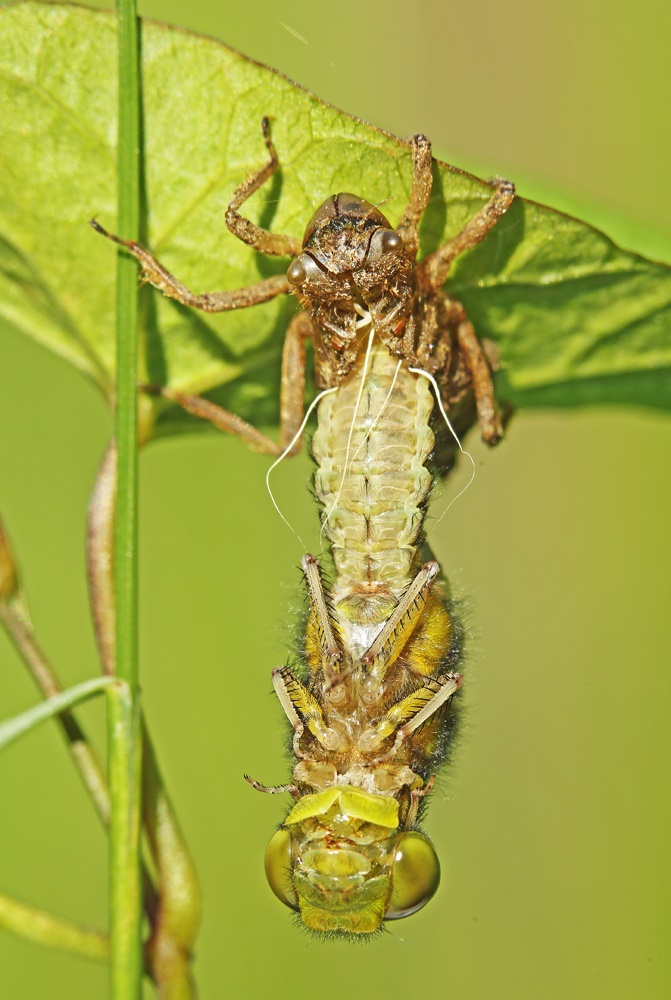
[313,341,435,595]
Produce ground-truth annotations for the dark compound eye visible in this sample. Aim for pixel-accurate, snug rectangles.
[366,229,404,261]
[377,229,403,253]
[287,253,321,286]
[287,257,307,285]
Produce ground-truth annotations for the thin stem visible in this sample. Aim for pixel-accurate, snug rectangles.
[108,679,143,998]
[88,446,200,998]
[0,893,109,964]
[0,600,110,823]
[1,511,160,932]
[0,595,159,924]
[0,676,119,751]
[115,0,140,695]
[143,727,201,1000]
[110,0,143,996]
[88,442,117,677]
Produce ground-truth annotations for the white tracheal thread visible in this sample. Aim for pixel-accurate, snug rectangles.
[320,323,376,542]
[349,357,403,465]
[265,385,338,546]
[354,303,372,329]
[408,366,476,534]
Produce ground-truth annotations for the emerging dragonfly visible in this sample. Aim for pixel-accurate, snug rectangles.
[93,121,514,937]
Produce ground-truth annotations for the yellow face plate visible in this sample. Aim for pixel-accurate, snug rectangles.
[284,784,400,828]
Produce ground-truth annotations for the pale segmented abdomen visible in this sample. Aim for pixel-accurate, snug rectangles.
[313,340,434,596]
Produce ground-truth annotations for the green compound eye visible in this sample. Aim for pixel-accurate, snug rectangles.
[385,832,441,920]
[264,828,299,910]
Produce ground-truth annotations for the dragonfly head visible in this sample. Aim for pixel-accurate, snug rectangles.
[287,194,416,349]
[287,193,409,280]
[263,786,440,936]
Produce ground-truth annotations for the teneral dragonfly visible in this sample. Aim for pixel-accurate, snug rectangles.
[93,122,514,936]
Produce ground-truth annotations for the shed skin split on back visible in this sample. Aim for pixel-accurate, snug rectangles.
[93,123,515,936]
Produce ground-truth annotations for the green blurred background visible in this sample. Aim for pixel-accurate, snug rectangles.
[1,1,670,997]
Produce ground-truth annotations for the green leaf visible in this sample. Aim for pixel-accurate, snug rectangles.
[1,1,670,436]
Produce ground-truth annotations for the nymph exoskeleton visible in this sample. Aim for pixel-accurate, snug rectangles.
[93,119,514,937]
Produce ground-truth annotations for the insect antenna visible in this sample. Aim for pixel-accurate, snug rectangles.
[363,195,397,220]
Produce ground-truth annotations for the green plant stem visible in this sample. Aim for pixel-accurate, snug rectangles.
[0,893,109,963]
[143,728,201,1000]
[114,0,140,693]
[108,677,143,998]
[0,677,131,968]
[0,600,110,821]
[88,443,200,998]
[88,441,117,677]
[0,587,159,926]
[110,0,143,996]
[0,675,119,751]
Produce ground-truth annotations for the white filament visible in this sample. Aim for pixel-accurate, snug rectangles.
[321,325,376,538]
[408,366,476,531]
[265,384,338,544]
[350,357,402,464]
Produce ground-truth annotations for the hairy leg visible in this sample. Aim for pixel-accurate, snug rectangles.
[225,117,302,258]
[90,119,301,310]
[420,177,515,290]
[455,312,503,445]
[366,672,463,762]
[301,554,342,668]
[413,290,502,445]
[90,218,292,312]
[272,667,342,753]
[360,562,440,679]
[145,310,313,456]
[396,134,434,259]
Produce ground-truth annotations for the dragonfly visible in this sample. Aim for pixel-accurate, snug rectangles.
[92,121,514,937]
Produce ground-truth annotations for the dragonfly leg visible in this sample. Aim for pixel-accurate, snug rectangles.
[272,667,343,753]
[90,120,301,309]
[455,311,503,445]
[143,310,314,456]
[225,117,302,258]
[396,134,434,260]
[405,775,436,826]
[412,290,502,445]
[301,554,342,678]
[89,218,292,313]
[276,310,314,454]
[369,672,463,764]
[360,562,441,680]
[419,176,516,292]
[244,776,300,797]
